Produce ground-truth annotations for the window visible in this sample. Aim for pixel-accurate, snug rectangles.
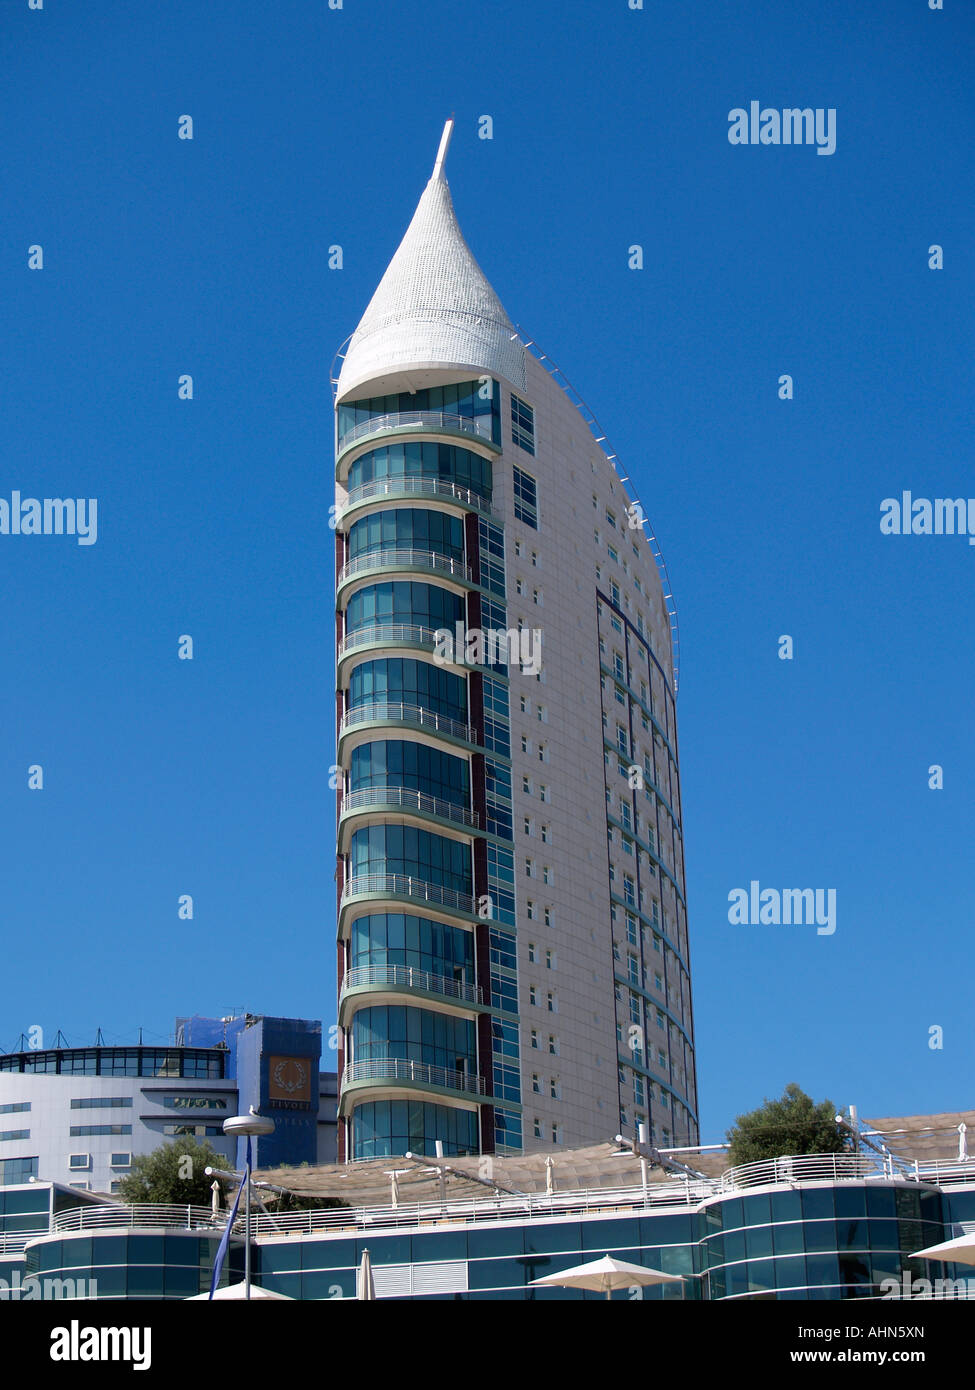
[530,1030,539,1049]
[606,509,617,529]
[521,734,531,754]
[611,580,621,606]
[548,1036,559,1055]
[541,824,550,843]
[542,865,552,885]
[533,1117,542,1139]
[532,588,541,606]
[531,551,538,567]
[111,1153,131,1168]
[511,396,535,456]
[528,942,536,962]
[513,465,538,527]
[529,986,538,1006]
[516,578,525,596]
[0,1130,30,1142]
[531,1073,541,1094]
[523,817,533,836]
[514,539,523,557]
[608,545,619,564]
[69,1125,132,1137]
[536,705,547,723]
[70,1097,133,1109]
[0,1103,29,1115]
[519,696,529,714]
[546,991,556,1013]
[527,900,536,920]
[545,948,554,969]
[522,775,532,794]
[525,858,535,878]
[544,907,553,927]
[68,1154,90,1171]
[537,742,548,763]
[539,785,549,803]
[550,1078,560,1099]
[551,1123,561,1144]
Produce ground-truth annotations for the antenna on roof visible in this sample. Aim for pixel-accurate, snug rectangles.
[432,116,454,181]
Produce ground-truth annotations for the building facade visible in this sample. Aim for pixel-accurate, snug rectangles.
[0,1015,334,1193]
[334,121,697,1161]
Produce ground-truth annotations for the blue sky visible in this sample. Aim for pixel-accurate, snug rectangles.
[2,0,972,1143]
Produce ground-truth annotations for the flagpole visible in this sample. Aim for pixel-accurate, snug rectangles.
[222,1108,275,1301]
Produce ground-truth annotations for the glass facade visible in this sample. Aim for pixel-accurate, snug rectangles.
[350,913,474,979]
[348,509,464,560]
[345,581,463,636]
[24,1232,244,1301]
[351,1007,476,1074]
[339,380,501,448]
[347,442,493,500]
[351,1100,478,1160]
[349,659,468,722]
[0,1048,224,1079]
[700,1185,950,1300]
[349,826,472,895]
[349,740,469,806]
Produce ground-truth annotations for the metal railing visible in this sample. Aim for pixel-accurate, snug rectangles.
[340,785,480,830]
[340,702,478,747]
[341,964,483,1006]
[719,1153,881,1191]
[53,1203,222,1233]
[338,411,495,456]
[342,1058,488,1096]
[337,624,442,660]
[914,1159,975,1186]
[341,874,478,918]
[250,1177,712,1240]
[342,476,495,519]
[0,1226,48,1254]
[338,548,471,587]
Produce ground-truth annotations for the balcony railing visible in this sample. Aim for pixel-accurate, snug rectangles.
[53,1204,222,1233]
[338,411,495,456]
[340,785,480,830]
[342,963,483,1006]
[341,873,477,919]
[338,549,471,587]
[342,1057,488,1097]
[337,624,443,661]
[719,1153,879,1191]
[340,701,478,747]
[342,476,495,519]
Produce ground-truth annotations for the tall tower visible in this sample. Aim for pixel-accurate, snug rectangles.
[333,121,697,1162]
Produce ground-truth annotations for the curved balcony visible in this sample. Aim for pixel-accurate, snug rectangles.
[337,548,472,591]
[340,701,479,749]
[337,411,499,469]
[342,1057,488,1098]
[341,476,495,523]
[53,1204,222,1233]
[338,623,442,664]
[341,964,483,1007]
[340,785,480,831]
[341,873,478,922]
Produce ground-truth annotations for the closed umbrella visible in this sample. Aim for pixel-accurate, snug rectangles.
[357,1247,377,1300]
[530,1253,683,1300]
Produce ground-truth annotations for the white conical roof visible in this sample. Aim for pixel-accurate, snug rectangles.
[336,121,526,400]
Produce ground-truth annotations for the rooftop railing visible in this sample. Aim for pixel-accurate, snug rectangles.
[53,1203,222,1234]
[338,548,472,587]
[340,785,480,830]
[342,1057,488,1096]
[341,963,483,1006]
[339,701,478,747]
[719,1153,885,1191]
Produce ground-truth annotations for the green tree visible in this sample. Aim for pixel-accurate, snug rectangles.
[116,1138,227,1206]
[726,1083,849,1166]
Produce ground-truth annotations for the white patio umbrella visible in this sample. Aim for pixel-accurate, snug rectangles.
[357,1247,377,1300]
[959,1124,969,1162]
[530,1253,683,1300]
[911,1229,975,1266]
[186,1283,293,1300]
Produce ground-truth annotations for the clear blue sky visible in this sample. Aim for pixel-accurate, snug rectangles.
[2,0,972,1142]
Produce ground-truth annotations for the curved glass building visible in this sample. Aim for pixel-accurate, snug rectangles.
[334,121,697,1161]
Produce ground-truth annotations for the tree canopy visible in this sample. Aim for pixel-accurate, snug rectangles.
[726,1083,849,1165]
[115,1138,228,1206]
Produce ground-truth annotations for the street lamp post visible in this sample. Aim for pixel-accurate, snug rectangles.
[222,1108,275,1300]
